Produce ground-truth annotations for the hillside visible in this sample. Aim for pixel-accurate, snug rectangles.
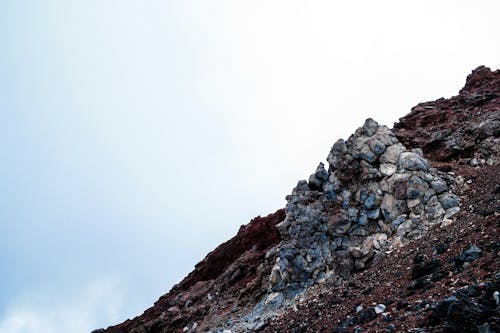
[95,66,499,333]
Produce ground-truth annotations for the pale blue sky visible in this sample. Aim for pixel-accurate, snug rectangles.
[1,1,499,332]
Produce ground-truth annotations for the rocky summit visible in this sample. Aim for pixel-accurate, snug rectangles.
[96,66,499,333]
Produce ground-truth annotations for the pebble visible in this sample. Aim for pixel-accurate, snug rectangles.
[375,304,387,314]
[470,157,480,167]
[438,193,459,210]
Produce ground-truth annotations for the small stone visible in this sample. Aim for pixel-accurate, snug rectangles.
[391,215,406,230]
[362,118,379,136]
[378,220,390,232]
[379,178,392,193]
[394,182,407,199]
[425,195,446,217]
[385,324,396,332]
[354,259,366,270]
[308,174,323,191]
[396,219,413,237]
[430,179,448,194]
[356,305,364,313]
[360,147,377,163]
[369,139,386,155]
[438,193,459,209]
[460,245,482,262]
[366,208,380,220]
[440,218,453,227]
[348,207,359,222]
[358,307,377,324]
[407,198,420,208]
[335,221,352,234]
[361,239,374,256]
[412,148,424,156]
[328,139,347,170]
[375,304,387,314]
[423,189,436,204]
[470,157,480,167]
[391,172,411,183]
[493,291,499,305]
[380,163,397,176]
[349,247,363,258]
[381,143,406,164]
[270,268,282,286]
[444,206,460,218]
[357,213,368,226]
[364,193,377,209]
[381,193,399,220]
[315,162,329,181]
[398,152,429,171]
[408,176,429,198]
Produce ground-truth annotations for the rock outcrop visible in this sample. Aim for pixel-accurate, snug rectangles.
[269,119,459,298]
[394,65,500,165]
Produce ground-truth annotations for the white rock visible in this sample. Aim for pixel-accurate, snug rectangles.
[381,143,406,164]
[380,163,397,176]
[375,304,386,314]
[440,218,453,228]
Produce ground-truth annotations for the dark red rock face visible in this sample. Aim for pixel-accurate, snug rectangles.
[99,66,499,333]
[177,209,285,291]
[394,66,499,162]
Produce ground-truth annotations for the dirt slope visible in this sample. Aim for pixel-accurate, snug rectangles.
[97,66,499,333]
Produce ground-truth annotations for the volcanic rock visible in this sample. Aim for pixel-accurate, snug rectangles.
[97,66,499,333]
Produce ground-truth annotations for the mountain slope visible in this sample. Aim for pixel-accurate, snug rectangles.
[96,66,499,333]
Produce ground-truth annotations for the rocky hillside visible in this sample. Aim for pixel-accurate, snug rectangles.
[95,66,499,333]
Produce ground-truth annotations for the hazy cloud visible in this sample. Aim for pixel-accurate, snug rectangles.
[0,279,124,333]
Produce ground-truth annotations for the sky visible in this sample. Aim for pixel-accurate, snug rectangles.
[0,1,499,332]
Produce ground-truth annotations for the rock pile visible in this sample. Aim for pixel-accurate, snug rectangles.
[269,119,460,297]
